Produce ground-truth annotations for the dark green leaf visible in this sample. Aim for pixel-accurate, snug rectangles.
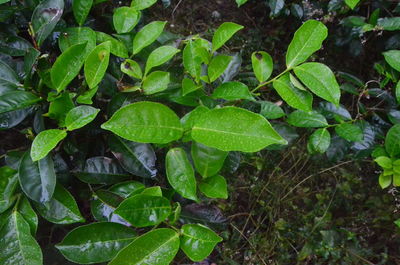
[0,166,18,213]
[335,123,363,142]
[199,175,228,199]
[308,128,331,153]
[96,31,128,58]
[76,157,130,184]
[0,91,40,114]
[58,27,96,56]
[17,197,38,236]
[287,110,328,128]
[191,141,228,178]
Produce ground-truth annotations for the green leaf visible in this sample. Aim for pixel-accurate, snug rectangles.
[101,101,183,144]
[212,81,254,101]
[273,73,313,112]
[396,82,400,104]
[30,129,67,161]
[46,92,75,127]
[294,62,340,106]
[345,0,361,9]
[192,106,287,152]
[180,224,223,262]
[31,0,64,46]
[181,106,210,141]
[96,31,129,58]
[308,128,331,153]
[114,194,171,227]
[182,78,202,96]
[73,0,93,26]
[212,22,244,52]
[59,27,96,57]
[76,157,130,184]
[377,17,400,31]
[108,135,157,178]
[109,181,145,198]
[0,60,19,95]
[385,124,400,157]
[18,152,56,203]
[183,41,203,80]
[287,110,328,128]
[286,20,328,68]
[208,55,232,82]
[84,41,111,89]
[191,142,228,178]
[34,184,85,224]
[379,173,391,189]
[252,51,273,83]
[131,0,157,10]
[166,148,197,201]
[142,71,170,95]
[65,105,100,131]
[141,186,163,197]
[236,0,248,6]
[145,45,180,75]
[199,175,228,199]
[17,197,38,236]
[51,42,87,92]
[259,101,285,119]
[132,21,167,55]
[0,91,40,114]
[77,86,98,105]
[113,7,140,34]
[121,59,142,79]
[109,228,180,265]
[383,50,400,72]
[0,212,42,265]
[269,0,285,16]
[335,123,363,142]
[0,166,18,213]
[56,222,136,264]
[375,156,392,169]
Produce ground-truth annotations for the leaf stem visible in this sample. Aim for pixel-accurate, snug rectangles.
[251,67,292,93]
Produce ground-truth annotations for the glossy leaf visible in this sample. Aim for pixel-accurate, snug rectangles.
[65,105,99,131]
[51,42,87,92]
[183,41,202,80]
[0,60,19,95]
[182,78,202,96]
[0,91,40,114]
[335,123,363,142]
[18,152,56,203]
[108,135,157,178]
[212,81,254,101]
[383,50,400,72]
[287,110,328,128]
[59,27,96,56]
[0,166,18,213]
[114,194,171,227]
[208,55,232,82]
[191,142,228,178]
[18,197,38,236]
[199,175,228,199]
[34,184,84,224]
[113,7,140,34]
[145,45,180,75]
[73,0,93,26]
[375,156,392,169]
[212,22,244,52]
[294,62,340,106]
[166,148,197,201]
[109,181,145,198]
[76,157,130,184]
[109,228,180,265]
[56,222,136,264]
[308,128,331,153]
[31,129,67,161]
[385,124,400,157]
[377,17,400,31]
[121,59,142,79]
[101,101,183,144]
[84,41,111,89]
[181,106,210,141]
[180,224,223,262]
[345,0,360,9]
[192,107,287,152]
[0,212,42,265]
[379,173,391,189]
[96,32,129,58]
[132,21,167,55]
[252,51,273,83]
[131,0,157,10]
[46,92,75,127]
[260,101,285,119]
[142,71,170,95]
[286,20,328,68]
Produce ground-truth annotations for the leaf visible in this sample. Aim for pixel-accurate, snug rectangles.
[96,31,129,58]
[0,212,42,265]
[235,0,248,6]
[273,73,313,112]
[0,108,32,130]
[34,184,84,224]
[180,224,223,262]
[51,42,88,92]
[142,71,170,95]
[335,123,363,142]
[0,59,19,95]
[192,107,286,152]
[199,175,228,199]
[259,101,285,119]
[181,106,210,142]
[108,135,157,178]
[379,173,391,189]
[377,17,400,31]
[77,86,98,104]
[84,41,111,89]
[101,101,183,144]
[109,181,145,198]
[56,222,136,264]
[145,45,180,75]
[108,228,180,265]
[131,0,157,10]
[251,51,273,83]
[31,0,64,46]
[191,142,228,178]
[65,105,100,131]
[208,55,232,82]
[30,129,67,161]
[294,62,341,106]
[318,102,352,121]
[287,110,328,128]
[212,22,244,52]
[269,0,285,16]
[375,156,392,169]
[383,50,400,72]
[73,0,93,26]
[121,59,142,79]
[183,41,202,80]
[113,7,140,34]
[132,21,167,55]
[90,190,127,225]
[308,128,331,153]
[0,91,40,114]
[286,20,328,68]
[385,124,400,157]
[182,78,202,96]
[18,152,56,203]
[76,157,130,184]
[46,92,75,127]
[0,166,18,213]
[345,0,361,9]
[114,194,171,227]
[212,81,254,101]
[58,27,96,56]
[141,186,163,197]
[166,148,197,201]
[17,197,38,236]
